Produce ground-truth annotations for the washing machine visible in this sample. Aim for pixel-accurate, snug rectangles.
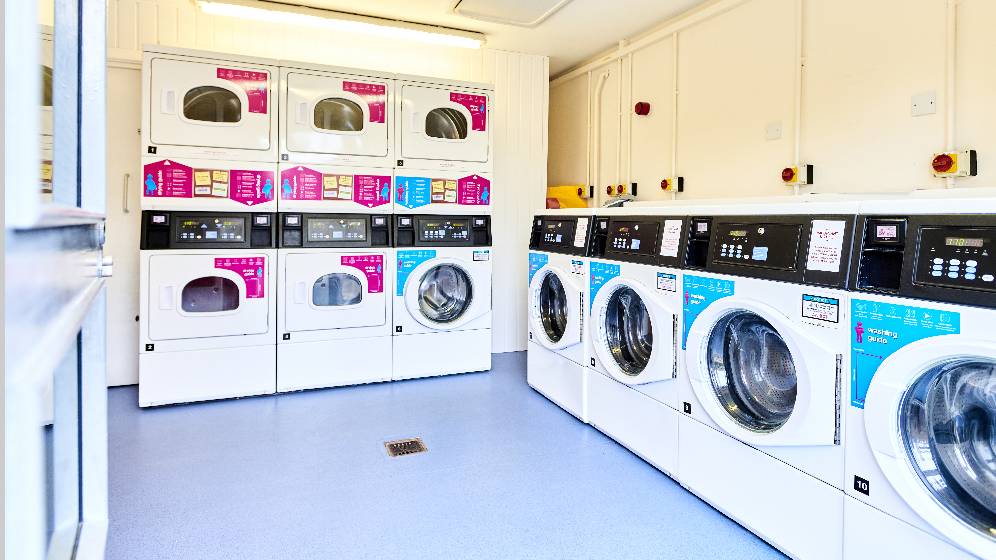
[278,163,392,213]
[142,46,278,162]
[394,168,492,215]
[279,62,393,167]
[843,197,996,560]
[139,210,277,406]
[394,75,492,172]
[392,214,492,380]
[276,212,393,392]
[141,157,277,212]
[679,206,859,560]
[583,213,688,475]
[526,210,595,421]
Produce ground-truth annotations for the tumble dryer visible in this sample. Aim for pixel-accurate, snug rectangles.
[392,214,492,380]
[526,210,595,421]
[279,62,393,167]
[394,75,492,172]
[142,46,278,162]
[276,213,393,392]
[679,207,859,560]
[843,197,996,560]
[585,213,688,476]
[139,210,277,406]
[278,163,392,213]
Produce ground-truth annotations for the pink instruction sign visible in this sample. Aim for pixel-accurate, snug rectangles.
[341,255,384,293]
[230,169,275,206]
[214,256,266,298]
[457,174,491,206]
[144,159,193,198]
[352,174,391,208]
[217,67,269,114]
[342,81,386,124]
[280,166,324,201]
[450,92,487,131]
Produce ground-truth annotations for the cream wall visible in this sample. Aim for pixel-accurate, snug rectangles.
[104,0,548,385]
[550,0,996,202]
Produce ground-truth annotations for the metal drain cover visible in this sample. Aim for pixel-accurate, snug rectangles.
[384,438,427,457]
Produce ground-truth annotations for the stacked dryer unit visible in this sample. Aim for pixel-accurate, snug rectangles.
[139,46,279,406]
[526,210,595,421]
[678,203,859,560]
[843,195,996,560]
[274,62,396,392]
[585,212,689,476]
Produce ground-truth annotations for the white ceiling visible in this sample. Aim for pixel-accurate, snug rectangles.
[284,0,708,75]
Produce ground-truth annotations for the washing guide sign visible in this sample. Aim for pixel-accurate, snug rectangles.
[216,67,268,114]
[395,174,491,209]
[280,166,390,208]
[144,159,274,206]
[342,81,386,123]
[450,92,487,131]
[396,250,437,296]
[528,252,549,283]
[341,255,384,293]
[850,298,961,408]
[214,257,266,298]
[682,275,735,349]
[588,261,620,312]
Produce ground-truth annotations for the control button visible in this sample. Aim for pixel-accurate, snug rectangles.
[967,260,978,267]
[983,275,994,282]
[932,264,943,271]
[948,271,959,279]
[965,274,976,280]
[949,259,961,265]
[966,267,977,274]
[931,271,942,277]
[933,258,944,264]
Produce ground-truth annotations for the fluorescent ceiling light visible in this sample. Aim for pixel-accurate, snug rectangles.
[196,0,485,49]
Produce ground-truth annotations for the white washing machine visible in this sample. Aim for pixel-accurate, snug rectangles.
[392,214,492,380]
[139,210,277,406]
[585,214,688,476]
[142,46,278,162]
[680,207,859,560]
[526,211,595,421]
[278,163,392,213]
[276,213,393,392]
[394,168,492,215]
[141,157,277,212]
[279,62,393,168]
[394,75,492,172]
[843,199,996,560]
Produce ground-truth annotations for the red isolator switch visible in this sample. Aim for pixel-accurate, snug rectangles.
[660,177,684,192]
[616,184,625,194]
[605,185,613,195]
[931,150,977,177]
[634,102,651,116]
[781,164,813,186]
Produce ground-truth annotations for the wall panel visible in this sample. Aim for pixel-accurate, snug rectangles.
[627,38,675,201]
[955,0,996,188]
[547,73,589,188]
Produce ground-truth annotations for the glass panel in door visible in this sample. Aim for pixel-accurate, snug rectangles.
[603,286,653,375]
[313,98,364,131]
[183,86,241,123]
[418,264,472,323]
[901,358,996,539]
[425,108,467,139]
[706,311,797,432]
[313,273,363,306]
[539,272,568,342]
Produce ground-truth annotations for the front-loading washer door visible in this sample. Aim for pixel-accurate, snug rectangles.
[686,297,838,447]
[283,252,386,333]
[404,257,488,331]
[591,277,675,385]
[528,264,581,351]
[864,338,996,558]
[283,71,389,157]
[147,253,270,341]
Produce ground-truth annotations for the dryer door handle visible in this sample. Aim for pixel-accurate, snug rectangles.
[410,111,421,133]
[296,102,308,125]
[160,89,176,115]
[294,281,307,304]
[158,285,175,310]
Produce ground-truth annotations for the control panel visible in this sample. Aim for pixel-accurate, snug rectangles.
[278,214,389,248]
[528,216,591,256]
[140,211,275,250]
[176,215,247,242]
[607,220,659,255]
[394,215,491,247]
[916,227,995,289]
[713,222,802,271]
[307,217,367,242]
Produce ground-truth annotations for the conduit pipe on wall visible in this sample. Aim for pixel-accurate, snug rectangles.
[585,70,592,195]
[592,70,611,205]
[616,53,624,196]
[792,0,804,196]
[671,32,679,200]
[944,0,958,188]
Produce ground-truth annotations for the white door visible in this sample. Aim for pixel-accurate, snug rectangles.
[528,265,581,350]
[284,71,389,157]
[149,58,272,151]
[400,84,489,163]
[147,254,270,340]
[685,297,838,447]
[864,338,996,559]
[404,258,489,330]
[591,277,675,384]
[284,252,387,332]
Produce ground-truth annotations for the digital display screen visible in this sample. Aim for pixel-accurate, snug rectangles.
[945,237,985,248]
[419,219,470,242]
[307,217,366,242]
[176,216,245,242]
[729,230,748,238]
[876,224,898,239]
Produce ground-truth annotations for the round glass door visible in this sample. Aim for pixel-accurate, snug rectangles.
[901,358,996,540]
[538,272,568,343]
[603,286,653,375]
[706,311,797,432]
[417,264,472,323]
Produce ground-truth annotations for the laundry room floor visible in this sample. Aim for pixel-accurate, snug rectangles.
[106,352,785,559]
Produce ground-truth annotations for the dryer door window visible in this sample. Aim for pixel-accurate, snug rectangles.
[180,276,240,312]
[706,311,798,432]
[539,272,568,343]
[603,286,653,375]
[183,86,242,123]
[314,98,364,132]
[425,108,468,140]
[417,264,472,323]
[312,272,362,306]
[901,358,996,539]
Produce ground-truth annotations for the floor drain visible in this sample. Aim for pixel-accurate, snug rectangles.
[384,438,427,457]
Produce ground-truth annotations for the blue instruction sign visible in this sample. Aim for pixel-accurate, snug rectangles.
[528,252,548,283]
[682,275,735,349]
[396,250,437,296]
[588,261,621,312]
[395,176,433,209]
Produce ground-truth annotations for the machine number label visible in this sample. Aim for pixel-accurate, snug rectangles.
[801,294,839,324]
[657,272,677,292]
[853,476,870,496]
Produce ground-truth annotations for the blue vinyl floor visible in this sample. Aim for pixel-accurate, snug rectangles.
[107,352,785,559]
